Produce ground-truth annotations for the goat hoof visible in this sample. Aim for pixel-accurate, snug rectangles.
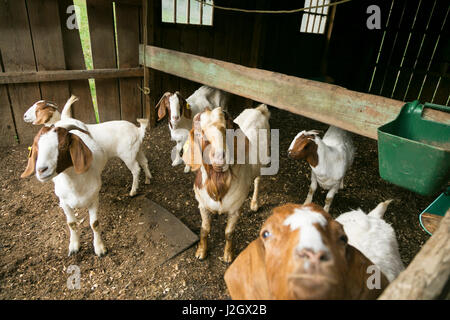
[68,243,80,256]
[94,243,107,257]
[184,165,191,173]
[250,200,259,212]
[145,177,151,184]
[172,158,183,166]
[129,190,137,197]
[223,251,234,263]
[195,247,207,260]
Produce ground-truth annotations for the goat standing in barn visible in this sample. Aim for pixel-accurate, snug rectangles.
[288,126,355,212]
[183,105,270,262]
[21,119,108,256]
[23,96,152,197]
[156,85,229,172]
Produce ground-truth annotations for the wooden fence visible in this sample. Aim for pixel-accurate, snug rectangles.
[0,0,144,146]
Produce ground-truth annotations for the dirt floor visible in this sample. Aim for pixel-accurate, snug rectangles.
[0,106,435,300]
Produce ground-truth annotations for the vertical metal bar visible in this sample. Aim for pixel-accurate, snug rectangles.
[310,0,318,33]
[368,0,395,92]
[403,0,437,100]
[305,0,312,33]
[379,0,408,95]
[174,0,177,23]
[187,0,190,24]
[390,0,422,98]
[200,0,203,25]
[417,5,449,100]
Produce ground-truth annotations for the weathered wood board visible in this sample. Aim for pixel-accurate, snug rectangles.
[133,196,199,268]
[140,45,450,140]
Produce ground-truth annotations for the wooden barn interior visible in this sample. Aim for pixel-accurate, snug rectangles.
[0,0,449,300]
[0,0,449,146]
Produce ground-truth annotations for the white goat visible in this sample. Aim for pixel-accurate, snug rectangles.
[183,105,270,262]
[156,85,229,172]
[288,126,355,212]
[336,200,405,282]
[21,118,108,256]
[23,96,152,196]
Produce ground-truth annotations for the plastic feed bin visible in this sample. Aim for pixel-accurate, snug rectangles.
[377,101,450,196]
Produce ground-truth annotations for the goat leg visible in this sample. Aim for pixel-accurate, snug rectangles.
[223,211,241,263]
[88,199,107,257]
[61,202,80,256]
[324,185,339,212]
[304,171,318,204]
[195,206,211,260]
[250,176,260,212]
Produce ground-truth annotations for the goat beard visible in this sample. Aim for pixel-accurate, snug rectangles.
[205,164,232,202]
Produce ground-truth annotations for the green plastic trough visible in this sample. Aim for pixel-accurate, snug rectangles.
[377,101,450,196]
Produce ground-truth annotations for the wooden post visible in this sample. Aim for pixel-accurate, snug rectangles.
[379,210,450,300]
[140,45,450,140]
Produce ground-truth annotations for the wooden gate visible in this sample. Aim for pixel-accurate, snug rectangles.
[0,0,144,146]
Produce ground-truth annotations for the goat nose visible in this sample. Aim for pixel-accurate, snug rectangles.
[37,166,48,174]
[297,248,330,264]
[172,115,180,121]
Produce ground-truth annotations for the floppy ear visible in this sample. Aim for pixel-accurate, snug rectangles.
[182,129,203,171]
[21,141,38,178]
[69,134,93,174]
[345,245,389,300]
[224,238,271,300]
[34,107,54,125]
[155,92,171,121]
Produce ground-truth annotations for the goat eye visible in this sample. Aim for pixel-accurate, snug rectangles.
[262,230,271,239]
[340,235,348,244]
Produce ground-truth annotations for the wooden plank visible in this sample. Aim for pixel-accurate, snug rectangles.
[0,68,144,84]
[58,0,96,123]
[116,2,142,123]
[0,85,17,147]
[87,0,121,122]
[0,0,42,144]
[27,0,70,109]
[379,210,450,300]
[140,45,450,139]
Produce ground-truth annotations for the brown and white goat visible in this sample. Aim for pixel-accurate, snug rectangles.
[156,85,229,172]
[183,105,270,262]
[21,119,108,256]
[224,203,389,299]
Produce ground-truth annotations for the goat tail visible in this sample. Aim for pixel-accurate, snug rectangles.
[368,199,393,219]
[61,95,78,119]
[136,118,149,142]
[256,104,271,119]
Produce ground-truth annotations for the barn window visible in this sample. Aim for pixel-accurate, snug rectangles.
[300,0,329,34]
[162,0,213,25]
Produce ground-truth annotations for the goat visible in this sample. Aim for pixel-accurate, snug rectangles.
[288,126,355,212]
[336,200,404,282]
[224,203,389,299]
[182,105,270,262]
[21,119,108,256]
[23,95,152,196]
[156,85,229,172]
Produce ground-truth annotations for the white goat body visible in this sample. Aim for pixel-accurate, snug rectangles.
[336,200,405,282]
[23,96,152,196]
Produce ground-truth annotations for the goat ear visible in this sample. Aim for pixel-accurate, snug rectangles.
[34,107,53,125]
[21,143,38,178]
[69,134,93,174]
[224,238,271,300]
[345,245,389,299]
[156,92,171,121]
[183,101,192,119]
[182,129,202,171]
